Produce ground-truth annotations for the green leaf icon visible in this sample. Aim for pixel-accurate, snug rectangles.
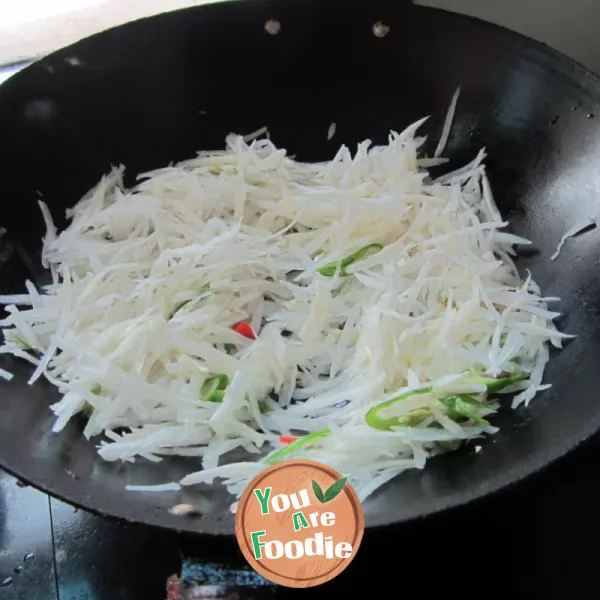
[323,477,347,502]
[312,477,348,503]
[312,480,325,503]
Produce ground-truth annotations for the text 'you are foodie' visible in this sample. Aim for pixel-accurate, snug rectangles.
[235,459,365,588]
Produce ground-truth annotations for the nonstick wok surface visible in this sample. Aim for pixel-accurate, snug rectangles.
[1,0,600,535]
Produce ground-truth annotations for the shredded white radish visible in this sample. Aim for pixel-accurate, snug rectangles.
[0,109,568,507]
[242,126,269,143]
[327,122,336,140]
[125,483,181,492]
[550,217,596,261]
[434,87,461,157]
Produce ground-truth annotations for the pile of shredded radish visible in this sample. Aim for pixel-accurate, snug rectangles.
[0,113,571,507]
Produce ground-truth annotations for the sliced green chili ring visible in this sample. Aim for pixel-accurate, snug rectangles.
[258,400,272,414]
[202,374,229,403]
[439,394,491,427]
[265,429,331,465]
[365,369,525,432]
[463,370,527,393]
[317,243,384,277]
[436,439,463,452]
[365,387,433,431]
[209,389,226,403]
[438,394,473,421]
[82,385,104,418]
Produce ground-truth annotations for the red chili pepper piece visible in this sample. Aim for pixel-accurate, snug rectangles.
[231,321,256,340]
[279,436,298,444]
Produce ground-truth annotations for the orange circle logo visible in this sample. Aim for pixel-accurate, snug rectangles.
[235,460,364,588]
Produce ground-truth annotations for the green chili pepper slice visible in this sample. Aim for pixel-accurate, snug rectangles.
[365,370,527,432]
[365,387,433,431]
[463,371,527,393]
[265,429,331,465]
[439,394,490,427]
[258,400,272,414]
[317,243,384,277]
[82,385,103,418]
[436,439,463,452]
[202,374,229,403]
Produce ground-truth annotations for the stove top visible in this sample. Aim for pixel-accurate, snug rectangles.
[3,432,600,599]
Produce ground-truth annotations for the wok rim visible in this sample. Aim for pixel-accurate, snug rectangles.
[1,0,599,536]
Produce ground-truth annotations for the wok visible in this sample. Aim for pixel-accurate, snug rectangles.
[0,0,599,536]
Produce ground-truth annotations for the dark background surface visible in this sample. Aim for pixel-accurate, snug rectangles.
[2,2,600,597]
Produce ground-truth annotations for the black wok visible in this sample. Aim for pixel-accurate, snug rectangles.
[1,0,599,536]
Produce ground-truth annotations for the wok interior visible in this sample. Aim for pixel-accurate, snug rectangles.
[1,0,600,535]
